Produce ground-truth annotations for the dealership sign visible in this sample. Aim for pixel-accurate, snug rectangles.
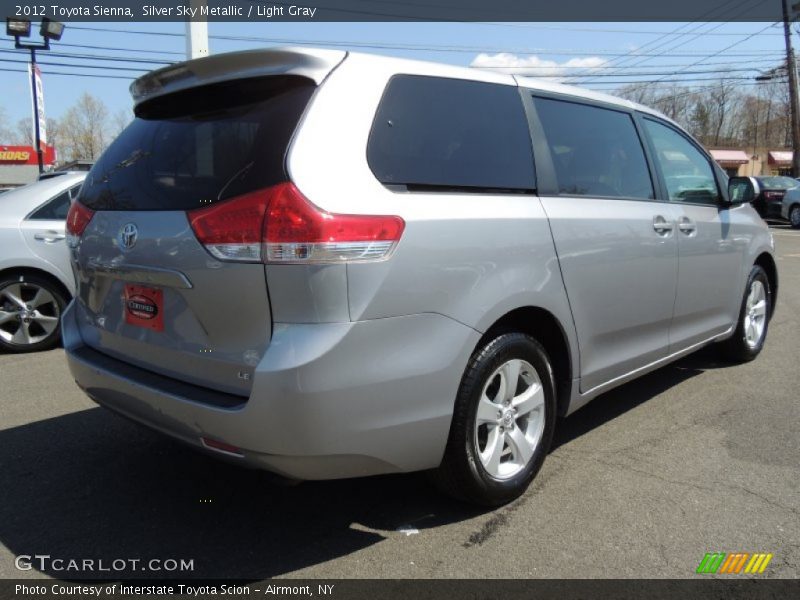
[0,145,56,165]
[28,63,47,150]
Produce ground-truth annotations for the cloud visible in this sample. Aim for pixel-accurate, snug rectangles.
[469,53,607,81]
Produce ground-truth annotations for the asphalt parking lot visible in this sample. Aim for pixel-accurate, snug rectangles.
[0,225,798,581]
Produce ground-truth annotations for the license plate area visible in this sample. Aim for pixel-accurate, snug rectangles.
[124,284,164,332]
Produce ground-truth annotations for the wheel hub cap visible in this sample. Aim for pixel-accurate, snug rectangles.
[474,358,546,480]
[0,282,60,346]
[743,280,767,349]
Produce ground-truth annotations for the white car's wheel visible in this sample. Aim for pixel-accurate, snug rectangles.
[0,274,67,353]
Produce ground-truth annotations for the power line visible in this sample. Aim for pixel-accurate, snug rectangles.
[0,57,149,73]
[56,41,184,56]
[644,21,781,87]
[65,25,784,58]
[481,23,785,36]
[566,0,771,81]
[475,66,777,77]
[0,48,172,65]
[0,66,134,80]
[564,0,756,80]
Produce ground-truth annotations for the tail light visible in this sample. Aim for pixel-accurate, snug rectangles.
[763,191,784,201]
[187,189,268,262]
[188,183,405,264]
[65,201,95,248]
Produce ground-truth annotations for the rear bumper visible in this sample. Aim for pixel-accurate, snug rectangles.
[765,200,783,217]
[63,300,479,480]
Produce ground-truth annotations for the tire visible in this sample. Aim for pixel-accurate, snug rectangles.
[431,332,557,506]
[790,205,800,229]
[0,273,68,353]
[719,265,771,363]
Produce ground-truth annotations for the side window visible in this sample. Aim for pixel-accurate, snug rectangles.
[643,119,719,204]
[533,97,654,200]
[367,75,535,191]
[28,189,72,220]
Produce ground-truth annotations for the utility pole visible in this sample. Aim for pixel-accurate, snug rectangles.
[783,0,800,177]
[185,0,209,60]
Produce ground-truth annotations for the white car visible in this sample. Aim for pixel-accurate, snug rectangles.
[0,172,85,352]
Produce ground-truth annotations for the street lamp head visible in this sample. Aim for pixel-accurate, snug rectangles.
[39,18,64,41]
[6,17,31,38]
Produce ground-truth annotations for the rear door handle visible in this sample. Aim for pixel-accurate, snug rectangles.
[33,231,66,243]
[652,215,674,235]
[678,217,697,235]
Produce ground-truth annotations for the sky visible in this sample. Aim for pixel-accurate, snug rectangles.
[0,20,795,131]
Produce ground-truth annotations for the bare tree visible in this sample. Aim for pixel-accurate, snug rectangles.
[59,92,110,161]
[11,115,60,153]
[110,109,132,138]
[0,107,13,142]
[14,118,33,146]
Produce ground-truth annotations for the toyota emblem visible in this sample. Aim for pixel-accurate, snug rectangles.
[119,223,138,250]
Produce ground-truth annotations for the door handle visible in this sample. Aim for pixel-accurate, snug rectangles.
[652,215,674,235]
[677,217,697,235]
[33,231,66,243]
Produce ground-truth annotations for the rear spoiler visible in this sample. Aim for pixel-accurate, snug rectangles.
[130,46,347,106]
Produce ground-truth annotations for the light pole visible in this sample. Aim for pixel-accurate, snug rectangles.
[5,17,65,174]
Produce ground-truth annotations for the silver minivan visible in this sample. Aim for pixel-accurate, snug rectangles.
[63,48,777,505]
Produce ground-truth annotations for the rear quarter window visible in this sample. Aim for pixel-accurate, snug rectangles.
[367,75,535,192]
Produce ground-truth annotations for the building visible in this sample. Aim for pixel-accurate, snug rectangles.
[0,144,57,190]
[709,148,794,177]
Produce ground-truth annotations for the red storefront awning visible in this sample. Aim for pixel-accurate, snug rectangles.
[768,151,793,165]
[709,149,749,165]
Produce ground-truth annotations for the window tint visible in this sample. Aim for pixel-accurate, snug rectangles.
[533,97,654,200]
[28,189,72,220]
[367,75,535,191]
[79,76,315,211]
[644,119,719,204]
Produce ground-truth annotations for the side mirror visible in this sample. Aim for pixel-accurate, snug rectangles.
[727,176,761,205]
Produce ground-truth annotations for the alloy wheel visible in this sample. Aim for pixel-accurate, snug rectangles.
[0,282,61,347]
[790,206,800,228]
[743,279,767,349]
[474,358,546,480]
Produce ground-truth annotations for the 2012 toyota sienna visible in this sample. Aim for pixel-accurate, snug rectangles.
[62,48,777,505]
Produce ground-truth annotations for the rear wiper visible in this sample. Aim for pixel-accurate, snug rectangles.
[216,161,255,201]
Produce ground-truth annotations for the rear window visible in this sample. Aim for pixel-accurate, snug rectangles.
[367,75,535,192]
[79,76,315,211]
